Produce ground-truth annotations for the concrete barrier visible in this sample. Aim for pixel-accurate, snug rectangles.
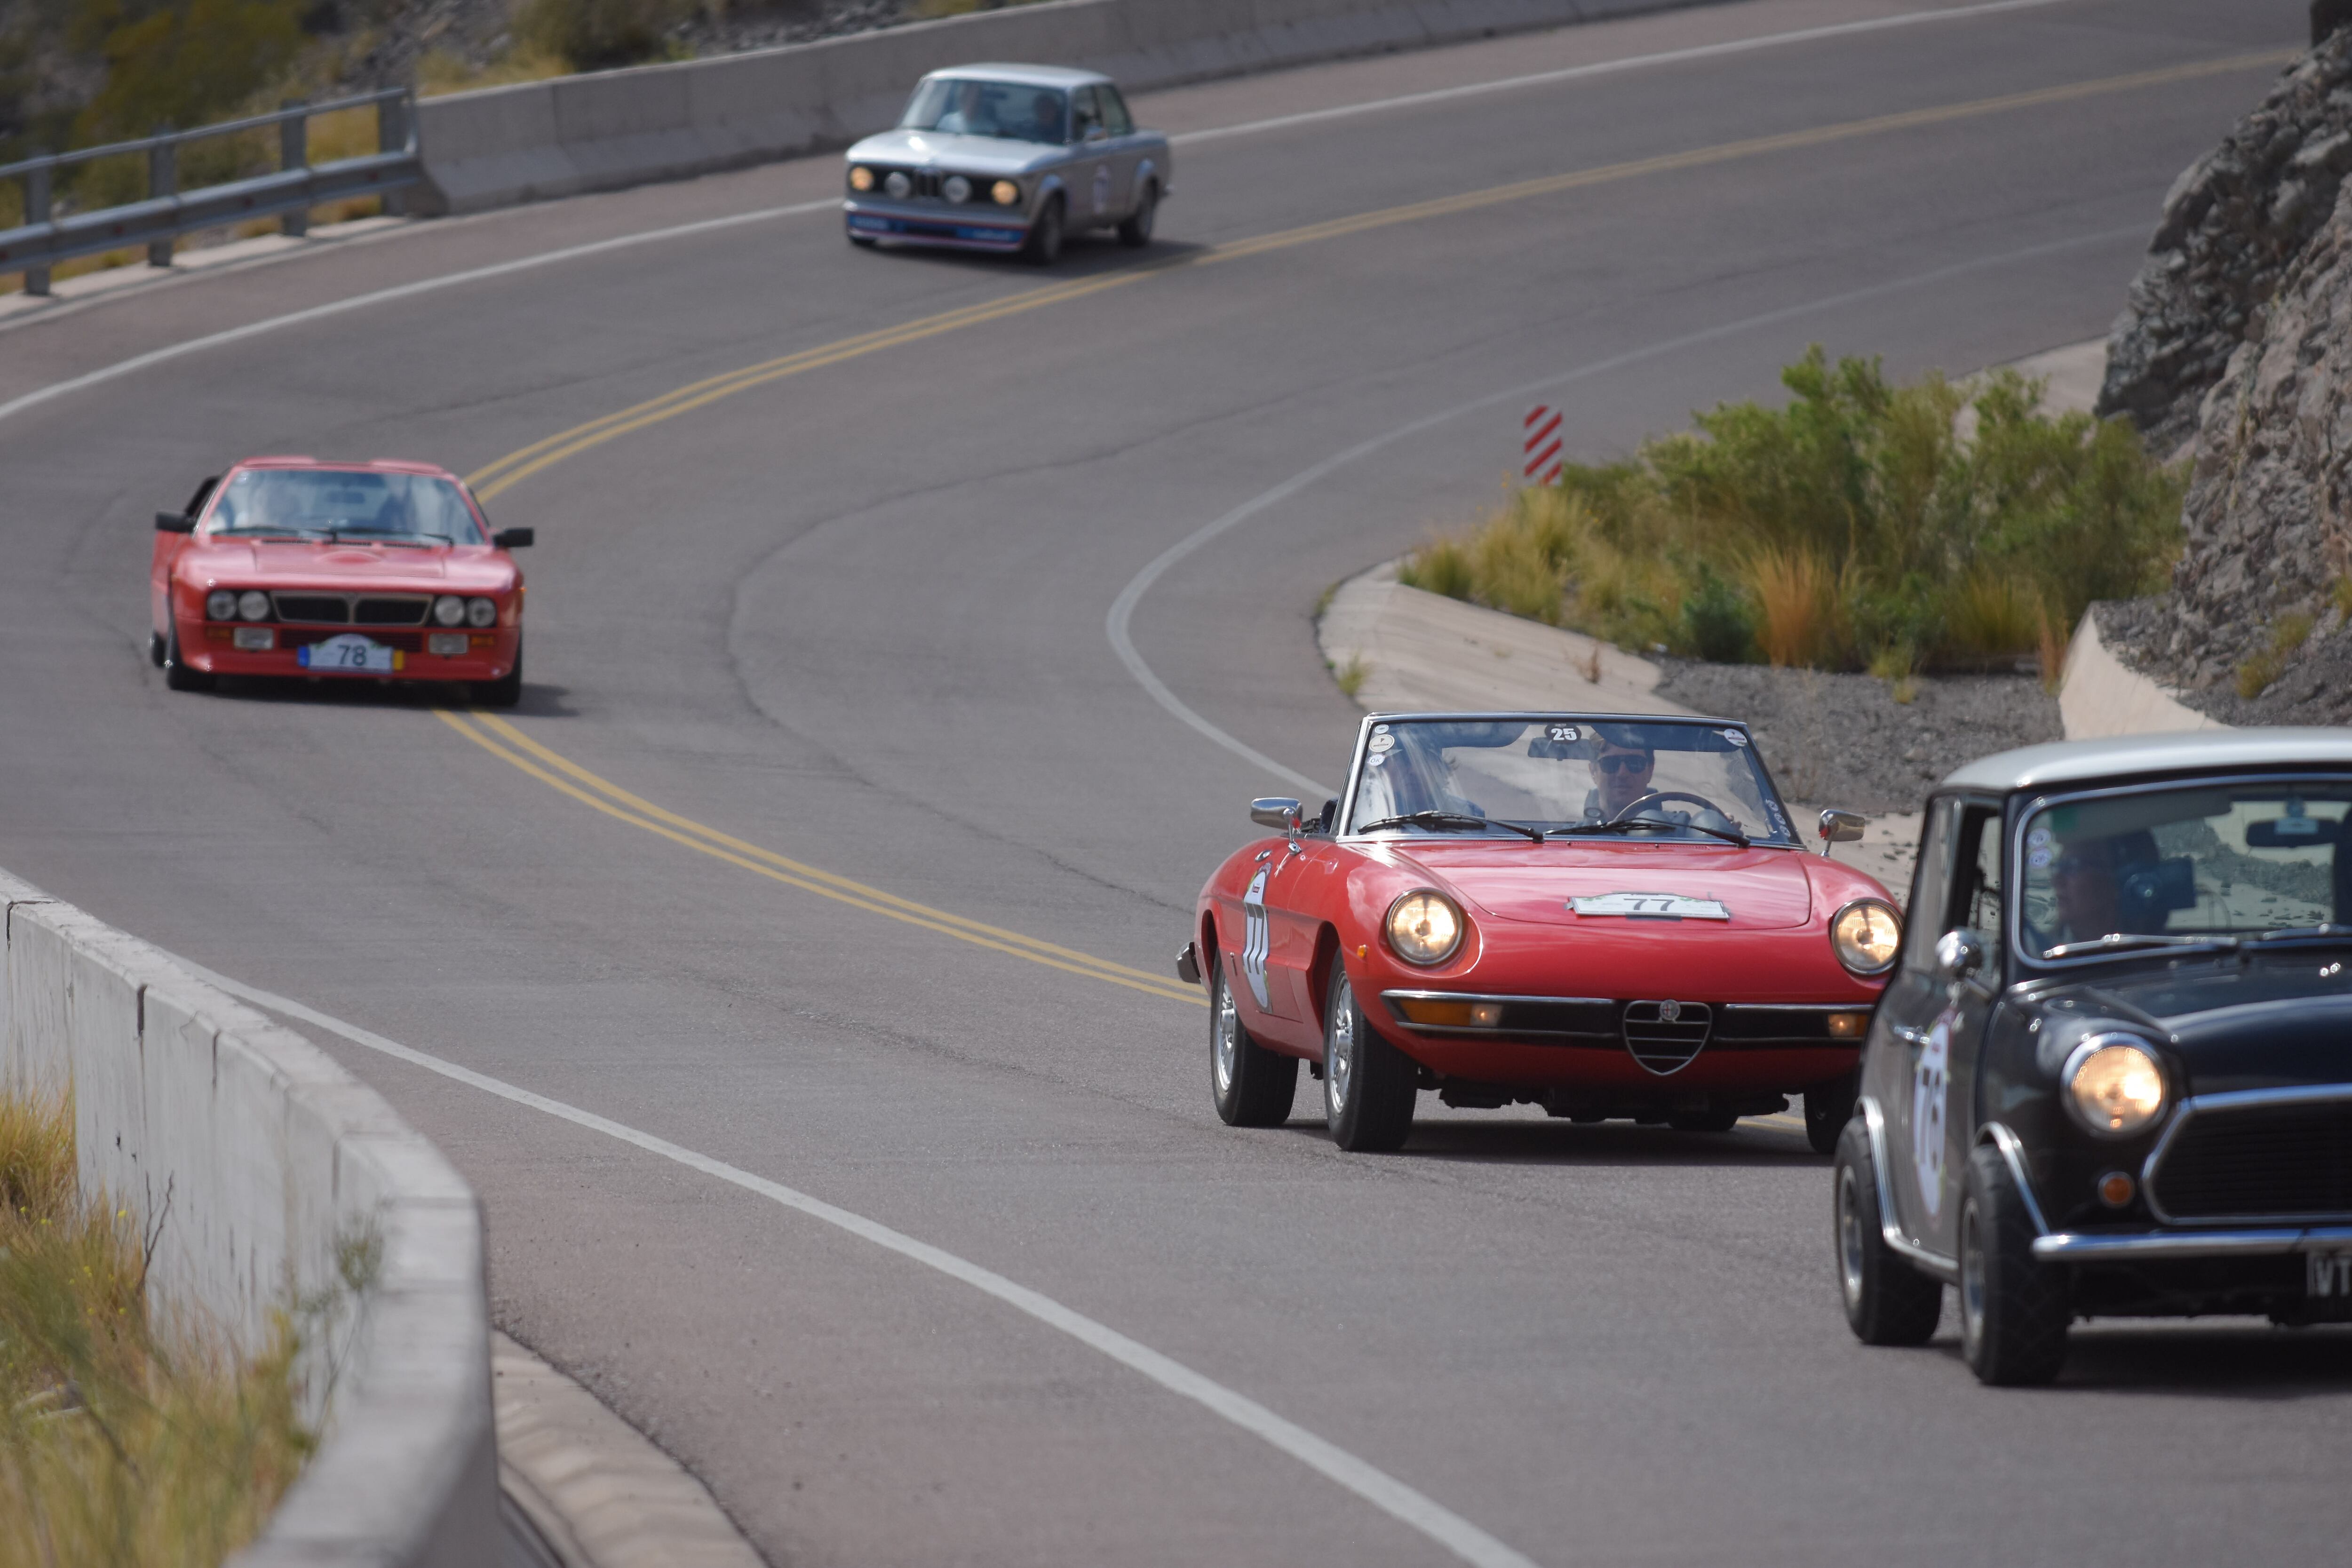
[0,866,496,1568]
[2057,606,2227,740]
[417,0,1707,212]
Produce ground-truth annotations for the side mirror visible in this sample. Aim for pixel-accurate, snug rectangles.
[1084,124,1109,142]
[1250,797,1303,834]
[155,510,195,533]
[1818,808,1866,853]
[1934,929,1986,987]
[493,527,535,549]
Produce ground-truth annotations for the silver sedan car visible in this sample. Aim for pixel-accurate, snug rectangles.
[843,64,1171,265]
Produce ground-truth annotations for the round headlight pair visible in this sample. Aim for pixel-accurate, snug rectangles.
[434,595,497,629]
[943,174,972,204]
[991,179,1021,207]
[1386,889,1464,966]
[848,165,875,192]
[207,589,269,621]
[1830,899,1902,976]
[2064,1035,2167,1138]
[883,170,913,199]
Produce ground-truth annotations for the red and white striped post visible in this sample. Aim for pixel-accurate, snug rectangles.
[1522,404,1564,487]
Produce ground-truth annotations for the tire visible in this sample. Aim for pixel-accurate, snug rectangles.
[1023,196,1065,266]
[1805,1068,1860,1157]
[1958,1143,2071,1385]
[1668,1108,1741,1133]
[1209,953,1299,1127]
[163,622,214,692]
[1833,1117,1943,1346]
[1117,182,1157,247]
[148,629,167,668]
[475,638,523,709]
[1322,952,1415,1152]
[848,233,878,249]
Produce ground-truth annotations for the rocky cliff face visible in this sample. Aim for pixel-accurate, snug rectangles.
[2097,32,2352,454]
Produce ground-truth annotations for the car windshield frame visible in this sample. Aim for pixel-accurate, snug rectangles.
[2010,770,2352,970]
[899,77,1071,144]
[1335,713,1801,847]
[199,467,487,546]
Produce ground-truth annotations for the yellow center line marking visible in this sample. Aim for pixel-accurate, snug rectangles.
[462,48,2286,502]
[435,709,1207,1006]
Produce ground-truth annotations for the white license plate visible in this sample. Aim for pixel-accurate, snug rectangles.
[2309,1249,2352,1298]
[299,634,401,673]
[1570,892,1731,921]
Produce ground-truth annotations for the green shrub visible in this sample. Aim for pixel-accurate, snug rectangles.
[1409,347,2185,671]
[516,0,686,72]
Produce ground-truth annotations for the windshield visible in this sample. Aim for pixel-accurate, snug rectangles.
[2021,782,2352,958]
[900,78,1068,143]
[1346,717,1798,844]
[204,469,485,544]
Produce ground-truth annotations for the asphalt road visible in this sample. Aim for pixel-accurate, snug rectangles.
[5,2,2346,1564]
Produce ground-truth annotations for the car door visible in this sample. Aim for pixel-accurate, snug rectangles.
[1869,796,1957,1248]
[1928,800,2010,1257]
[1228,841,1303,1029]
[1068,85,1116,225]
[1093,83,1144,213]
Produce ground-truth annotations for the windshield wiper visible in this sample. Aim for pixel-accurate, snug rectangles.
[1356,811,1543,843]
[215,526,329,541]
[2244,924,2352,944]
[329,530,451,547]
[2044,932,2240,959]
[1550,818,1750,849]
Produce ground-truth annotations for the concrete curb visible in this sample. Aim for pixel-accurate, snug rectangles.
[416,0,1709,213]
[2057,606,2226,739]
[0,866,497,1568]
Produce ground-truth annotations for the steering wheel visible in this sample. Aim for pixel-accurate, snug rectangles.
[1609,790,1731,826]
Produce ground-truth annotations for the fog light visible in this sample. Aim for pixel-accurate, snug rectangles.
[1826,1011,1868,1039]
[428,632,469,658]
[2098,1171,2136,1208]
[991,179,1020,206]
[232,626,274,651]
[848,165,874,192]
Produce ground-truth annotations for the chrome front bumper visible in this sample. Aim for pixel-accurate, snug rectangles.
[2033,1225,2352,1262]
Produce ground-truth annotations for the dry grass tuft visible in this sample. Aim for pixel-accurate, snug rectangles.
[1334,654,1368,700]
[1750,547,1843,669]
[2236,613,2316,700]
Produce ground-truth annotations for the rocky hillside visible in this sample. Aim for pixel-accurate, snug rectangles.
[2095,8,2352,721]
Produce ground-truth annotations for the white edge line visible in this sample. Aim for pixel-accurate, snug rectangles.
[161,950,1543,1568]
[1170,0,2088,145]
[1107,226,2145,790]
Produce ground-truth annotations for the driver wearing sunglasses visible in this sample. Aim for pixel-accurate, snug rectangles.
[1583,733,1689,826]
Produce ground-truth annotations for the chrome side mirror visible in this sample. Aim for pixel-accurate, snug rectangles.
[1818,808,1866,854]
[1934,929,1985,987]
[1249,797,1303,834]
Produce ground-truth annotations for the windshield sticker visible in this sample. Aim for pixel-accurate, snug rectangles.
[2026,827,2052,849]
[1366,752,1387,767]
[1547,723,1580,742]
[2028,847,2052,869]
[1240,867,1273,1011]
[1368,732,1395,753]
[1722,729,1748,746]
[1373,724,1390,733]
[1913,1010,1954,1218]
[1569,892,1731,921]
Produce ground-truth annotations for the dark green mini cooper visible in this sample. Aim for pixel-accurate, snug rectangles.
[1836,732,2352,1384]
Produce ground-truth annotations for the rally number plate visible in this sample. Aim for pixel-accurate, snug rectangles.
[299,634,400,673]
[1570,892,1731,921]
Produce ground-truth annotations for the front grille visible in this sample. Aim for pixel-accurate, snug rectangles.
[2149,1093,2352,1221]
[354,596,429,626]
[273,594,349,624]
[1623,1000,1712,1076]
[864,166,1001,206]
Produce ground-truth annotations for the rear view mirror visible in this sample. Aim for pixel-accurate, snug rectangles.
[493,527,535,549]
[155,510,195,533]
[1250,797,1303,834]
[1818,808,1866,852]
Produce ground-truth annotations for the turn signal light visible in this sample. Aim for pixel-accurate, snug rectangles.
[2098,1171,2136,1208]
[1394,998,1503,1028]
[1826,1011,1868,1039]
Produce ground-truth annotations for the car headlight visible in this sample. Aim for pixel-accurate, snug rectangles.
[466,596,497,628]
[1830,899,1902,976]
[883,170,912,199]
[206,589,238,621]
[238,589,270,621]
[991,179,1020,207]
[1386,890,1464,967]
[848,165,874,192]
[2064,1036,2167,1138]
[943,174,971,204]
[433,595,467,627]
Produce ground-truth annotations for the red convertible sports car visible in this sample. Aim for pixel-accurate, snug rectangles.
[1179,713,1903,1153]
[150,457,531,704]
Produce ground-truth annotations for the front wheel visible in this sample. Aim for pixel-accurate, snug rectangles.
[474,638,523,709]
[1322,953,1415,1152]
[1209,954,1298,1127]
[148,629,167,668]
[1117,182,1157,247]
[1022,197,1065,266]
[163,623,214,692]
[1833,1117,1942,1345]
[847,233,878,249]
[1805,1068,1859,1156]
[1959,1144,2070,1385]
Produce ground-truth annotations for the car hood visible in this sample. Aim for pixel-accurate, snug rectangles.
[845,128,1060,176]
[178,539,516,593]
[1384,841,1817,931]
[2021,956,2352,1094]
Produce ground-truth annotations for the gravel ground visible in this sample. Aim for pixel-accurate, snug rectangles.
[2097,596,2352,727]
[1654,659,2063,815]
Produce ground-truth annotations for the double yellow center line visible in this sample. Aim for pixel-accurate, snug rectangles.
[445,46,2289,1003]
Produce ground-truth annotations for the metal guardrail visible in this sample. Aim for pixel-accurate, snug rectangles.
[0,88,421,296]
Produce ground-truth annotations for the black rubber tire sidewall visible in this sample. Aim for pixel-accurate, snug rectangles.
[1322,951,1415,1152]
[1024,198,1065,265]
[1118,183,1157,247]
[1959,1143,2071,1384]
[1209,954,1299,1128]
[1805,1068,1861,1157]
[1833,1116,1943,1345]
[475,638,524,708]
[163,622,214,691]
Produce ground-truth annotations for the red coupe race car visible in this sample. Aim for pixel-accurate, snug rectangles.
[150,457,532,704]
[1180,713,1904,1153]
